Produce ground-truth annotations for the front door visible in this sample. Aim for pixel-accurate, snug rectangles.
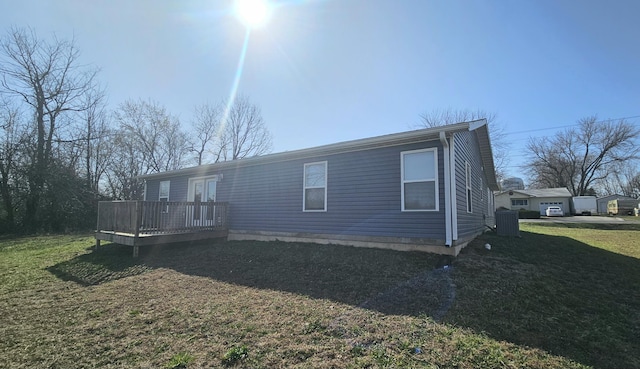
[187,177,217,227]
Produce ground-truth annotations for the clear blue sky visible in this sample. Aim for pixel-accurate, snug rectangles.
[2,0,639,182]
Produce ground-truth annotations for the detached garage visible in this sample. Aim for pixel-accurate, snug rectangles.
[495,188,572,215]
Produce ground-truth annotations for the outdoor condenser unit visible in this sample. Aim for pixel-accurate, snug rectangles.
[495,210,520,237]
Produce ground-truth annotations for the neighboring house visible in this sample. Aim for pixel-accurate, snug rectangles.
[596,194,637,215]
[494,188,572,215]
[97,120,499,256]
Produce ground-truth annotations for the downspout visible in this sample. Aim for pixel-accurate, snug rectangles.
[450,133,458,242]
[439,132,452,246]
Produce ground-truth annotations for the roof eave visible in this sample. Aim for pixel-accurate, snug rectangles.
[467,120,500,191]
[139,119,499,184]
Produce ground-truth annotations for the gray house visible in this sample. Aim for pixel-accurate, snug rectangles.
[96,120,499,256]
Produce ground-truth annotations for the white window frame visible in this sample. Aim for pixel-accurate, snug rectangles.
[465,162,473,213]
[303,161,327,212]
[401,148,439,212]
[187,175,220,202]
[511,199,529,206]
[159,180,170,212]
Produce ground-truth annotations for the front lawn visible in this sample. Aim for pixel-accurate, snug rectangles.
[0,223,638,368]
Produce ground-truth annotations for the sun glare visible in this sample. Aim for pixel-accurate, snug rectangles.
[235,0,271,29]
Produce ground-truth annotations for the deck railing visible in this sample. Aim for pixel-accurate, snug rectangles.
[97,201,229,236]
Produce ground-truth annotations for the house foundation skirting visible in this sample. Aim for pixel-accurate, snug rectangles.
[228,230,477,256]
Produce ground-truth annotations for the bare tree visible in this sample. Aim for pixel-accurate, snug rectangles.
[76,85,111,193]
[525,116,640,196]
[598,161,640,197]
[104,130,146,200]
[627,173,640,198]
[217,95,272,161]
[0,99,25,228]
[417,108,509,180]
[0,27,98,228]
[114,99,190,173]
[106,99,190,199]
[190,102,223,165]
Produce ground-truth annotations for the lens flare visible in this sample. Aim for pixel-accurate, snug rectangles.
[235,0,271,28]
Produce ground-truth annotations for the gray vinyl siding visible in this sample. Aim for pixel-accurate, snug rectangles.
[144,141,446,241]
[145,183,157,201]
[454,131,494,238]
[144,179,186,202]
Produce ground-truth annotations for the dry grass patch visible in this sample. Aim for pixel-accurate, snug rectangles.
[2,232,629,368]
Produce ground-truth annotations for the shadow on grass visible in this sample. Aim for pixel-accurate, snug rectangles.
[48,239,454,316]
[47,243,153,286]
[139,240,448,314]
[447,229,640,369]
[47,229,640,368]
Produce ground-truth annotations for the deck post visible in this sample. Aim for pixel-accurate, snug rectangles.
[133,245,139,258]
[95,238,101,250]
[134,201,142,239]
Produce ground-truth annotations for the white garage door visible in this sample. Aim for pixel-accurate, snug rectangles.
[539,201,565,215]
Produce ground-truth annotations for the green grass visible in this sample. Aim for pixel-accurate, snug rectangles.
[0,224,638,368]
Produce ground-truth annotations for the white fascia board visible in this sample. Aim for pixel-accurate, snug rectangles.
[467,118,488,131]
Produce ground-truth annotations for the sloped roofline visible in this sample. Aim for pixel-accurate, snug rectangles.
[497,187,572,198]
[139,119,499,190]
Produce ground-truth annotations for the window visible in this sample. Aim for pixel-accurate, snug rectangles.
[304,162,327,211]
[401,148,438,211]
[511,199,528,206]
[159,180,170,213]
[466,162,472,213]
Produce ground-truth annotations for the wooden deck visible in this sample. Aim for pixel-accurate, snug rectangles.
[95,201,229,256]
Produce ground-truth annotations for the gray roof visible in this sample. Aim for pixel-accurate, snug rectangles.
[499,187,572,198]
[139,120,500,190]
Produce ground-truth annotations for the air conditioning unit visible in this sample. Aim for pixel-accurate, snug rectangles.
[495,210,520,237]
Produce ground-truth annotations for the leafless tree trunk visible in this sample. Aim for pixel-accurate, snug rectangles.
[0,27,97,229]
[525,116,640,196]
[417,108,509,181]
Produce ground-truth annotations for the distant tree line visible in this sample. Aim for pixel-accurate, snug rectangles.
[0,27,272,233]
